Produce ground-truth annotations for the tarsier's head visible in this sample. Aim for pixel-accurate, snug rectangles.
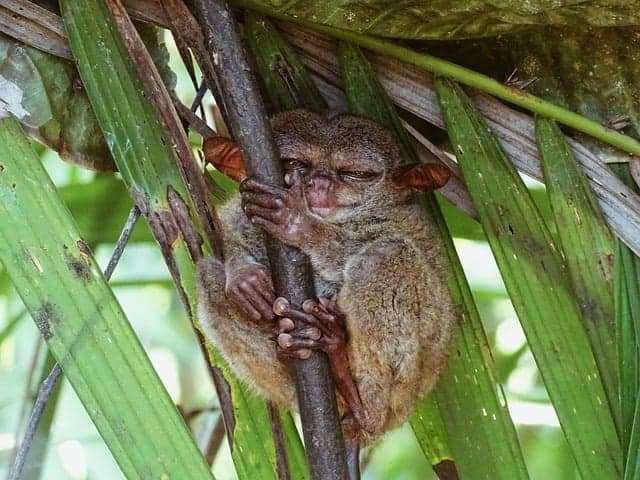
[270,109,449,223]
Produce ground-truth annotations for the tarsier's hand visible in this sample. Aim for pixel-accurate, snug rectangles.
[225,262,276,321]
[240,176,316,248]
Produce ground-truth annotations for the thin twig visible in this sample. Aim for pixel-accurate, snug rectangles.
[204,415,226,465]
[192,2,349,479]
[191,79,208,123]
[173,95,216,139]
[7,205,140,480]
[5,336,43,472]
[104,205,141,280]
[191,80,209,113]
[7,364,62,480]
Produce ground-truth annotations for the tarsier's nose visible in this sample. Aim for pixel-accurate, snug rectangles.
[306,171,337,216]
[307,171,334,193]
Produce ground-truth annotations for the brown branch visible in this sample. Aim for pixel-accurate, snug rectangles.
[204,415,227,465]
[267,403,291,480]
[173,94,216,139]
[192,1,349,479]
[105,0,224,260]
[0,0,71,58]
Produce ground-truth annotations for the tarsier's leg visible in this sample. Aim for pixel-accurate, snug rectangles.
[272,296,369,431]
[196,257,297,408]
[338,239,454,441]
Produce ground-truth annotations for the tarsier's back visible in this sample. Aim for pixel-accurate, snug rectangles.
[197,109,457,444]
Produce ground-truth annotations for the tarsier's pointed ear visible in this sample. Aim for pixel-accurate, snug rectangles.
[203,136,246,182]
[392,163,451,191]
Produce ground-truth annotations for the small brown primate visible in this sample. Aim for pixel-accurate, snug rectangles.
[197,109,457,444]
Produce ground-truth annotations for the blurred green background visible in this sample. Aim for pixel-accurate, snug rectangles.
[0,32,579,480]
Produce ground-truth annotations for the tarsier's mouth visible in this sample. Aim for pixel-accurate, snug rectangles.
[307,202,361,218]
[309,206,335,217]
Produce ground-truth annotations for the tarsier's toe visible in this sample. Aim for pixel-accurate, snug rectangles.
[272,297,290,316]
[276,333,313,360]
[276,317,294,333]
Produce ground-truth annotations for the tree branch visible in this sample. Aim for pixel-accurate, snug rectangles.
[192,1,348,478]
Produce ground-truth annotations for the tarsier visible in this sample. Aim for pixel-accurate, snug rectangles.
[197,109,457,444]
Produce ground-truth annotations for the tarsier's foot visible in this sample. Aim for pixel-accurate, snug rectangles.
[272,297,370,431]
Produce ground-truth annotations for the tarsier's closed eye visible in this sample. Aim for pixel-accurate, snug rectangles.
[339,170,380,181]
[283,158,308,171]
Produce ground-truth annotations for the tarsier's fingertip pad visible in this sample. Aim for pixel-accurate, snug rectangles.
[273,297,290,315]
[393,163,451,191]
[278,317,295,332]
[302,299,316,313]
[277,333,293,348]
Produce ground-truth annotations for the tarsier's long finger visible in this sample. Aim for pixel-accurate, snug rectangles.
[278,348,312,360]
[240,178,286,197]
[230,287,261,321]
[277,317,295,333]
[302,299,336,324]
[269,317,295,342]
[241,192,283,209]
[277,333,320,352]
[254,277,276,304]
[273,297,325,332]
[301,299,342,339]
[317,295,337,311]
[244,204,283,223]
[238,282,274,320]
[250,217,281,237]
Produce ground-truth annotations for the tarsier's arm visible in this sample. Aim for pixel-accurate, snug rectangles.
[217,199,276,321]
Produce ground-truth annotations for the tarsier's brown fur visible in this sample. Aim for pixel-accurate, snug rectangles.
[197,109,457,444]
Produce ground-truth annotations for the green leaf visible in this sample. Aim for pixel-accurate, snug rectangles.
[0,33,114,170]
[339,42,528,479]
[616,240,640,474]
[535,117,619,432]
[60,175,153,245]
[245,13,326,113]
[59,2,290,479]
[436,78,621,478]
[233,1,640,40]
[0,309,23,350]
[611,164,640,477]
[0,116,213,479]
[234,6,640,159]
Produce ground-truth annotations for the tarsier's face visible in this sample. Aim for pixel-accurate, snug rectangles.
[271,110,406,223]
